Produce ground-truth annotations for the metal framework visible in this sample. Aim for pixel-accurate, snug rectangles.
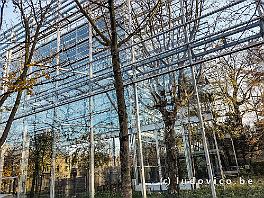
[0,0,263,197]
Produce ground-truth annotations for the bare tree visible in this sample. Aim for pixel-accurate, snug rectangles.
[206,50,263,136]
[73,0,161,197]
[0,0,53,148]
[205,49,264,166]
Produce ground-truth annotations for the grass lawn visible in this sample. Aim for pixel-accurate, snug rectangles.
[91,177,264,198]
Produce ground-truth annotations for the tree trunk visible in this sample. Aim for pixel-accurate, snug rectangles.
[0,91,23,147]
[108,0,132,197]
[233,103,242,128]
[164,119,180,195]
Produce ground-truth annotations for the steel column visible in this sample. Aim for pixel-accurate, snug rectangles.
[88,21,95,198]
[179,0,217,197]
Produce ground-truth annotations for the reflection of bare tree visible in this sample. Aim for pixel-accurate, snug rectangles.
[2,147,20,194]
[149,71,194,194]
[134,0,203,195]
[0,0,53,148]
[72,136,111,172]
[28,132,52,198]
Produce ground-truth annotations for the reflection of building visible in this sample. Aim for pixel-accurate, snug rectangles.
[34,153,72,193]
[0,0,263,196]
[0,145,20,194]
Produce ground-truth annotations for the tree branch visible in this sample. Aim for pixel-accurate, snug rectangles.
[0,91,22,147]
[73,0,110,46]
[0,0,7,30]
[118,0,161,47]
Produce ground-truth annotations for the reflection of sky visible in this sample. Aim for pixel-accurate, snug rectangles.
[1,2,19,32]
[1,0,262,148]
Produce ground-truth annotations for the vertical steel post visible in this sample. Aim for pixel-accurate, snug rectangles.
[18,114,30,198]
[230,135,239,174]
[212,129,225,180]
[133,84,147,198]
[0,42,12,191]
[0,146,6,192]
[155,130,162,183]
[132,133,139,185]
[182,127,194,180]
[189,57,217,198]
[179,0,217,197]
[88,22,95,198]
[50,131,56,198]
[210,96,225,181]
[18,68,31,198]
[127,0,147,196]
[50,1,61,197]
[124,0,147,195]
